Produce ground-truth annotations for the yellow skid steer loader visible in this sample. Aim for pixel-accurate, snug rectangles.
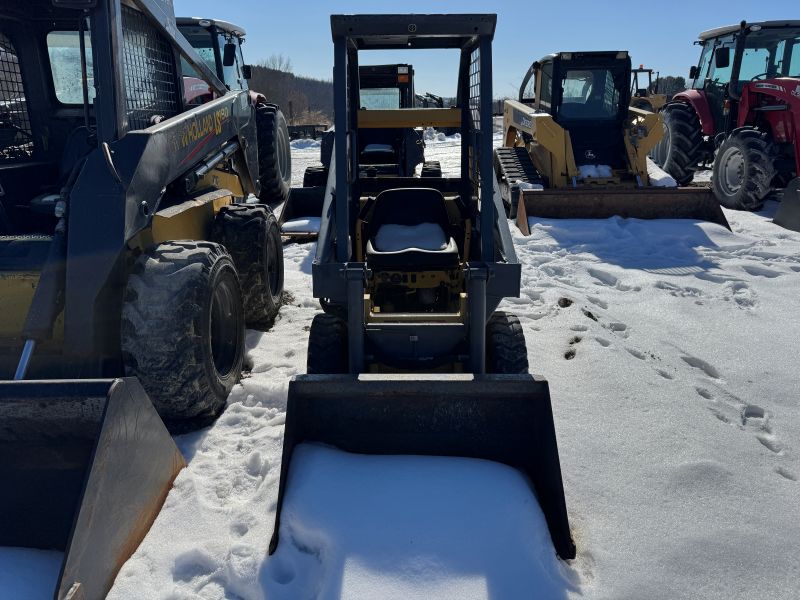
[495,51,729,234]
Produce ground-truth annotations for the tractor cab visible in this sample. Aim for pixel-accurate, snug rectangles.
[689,21,800,137]
[176,17,252,104]
[519,51,633,173]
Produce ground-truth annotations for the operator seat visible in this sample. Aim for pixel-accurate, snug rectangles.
[29,126,94,216]
[365,187,459,270]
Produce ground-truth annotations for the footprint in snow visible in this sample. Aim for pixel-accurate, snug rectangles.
[657,369,674,380]
[741,264,783,278]
[587,295,608,309]
[595,336,611,347]
[626,347,646,360]
[680,354,720,379]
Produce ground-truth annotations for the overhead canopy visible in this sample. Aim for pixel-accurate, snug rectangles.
[330,14,496,49]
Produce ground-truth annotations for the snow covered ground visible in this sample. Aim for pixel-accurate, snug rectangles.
[103,132,800,600]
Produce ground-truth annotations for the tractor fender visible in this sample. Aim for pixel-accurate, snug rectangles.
[672,89,715,137]
[248,89,272,108]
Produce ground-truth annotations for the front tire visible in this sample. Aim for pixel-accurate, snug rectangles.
[213,204,284,329]
[307,313,348,374]
[651,103,703,186]
[486,311,529,374]
[712,128,777,211]
[121,242,245,427]
[255,104,292,205]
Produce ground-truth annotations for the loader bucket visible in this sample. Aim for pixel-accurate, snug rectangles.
[269,373,576,560]
[516,187,731,235]
[773,177,800,233]
[0,378,185,600]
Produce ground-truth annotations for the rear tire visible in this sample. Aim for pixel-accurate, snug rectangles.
[213,204,284,329]
[255,104,292,205]
[711,128,776,211]
[651,103,703,186]
[303,164,329,188]
[121,242,245,427]
[486,311,529,374]
[307,313,348,374]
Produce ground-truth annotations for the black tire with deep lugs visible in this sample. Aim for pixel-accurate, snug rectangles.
[307,313,348,374]
[712,128,777,211]
[486,311,529,374]
[255,104,292,204]
[651,102,703,186]
[121,241,245,427]
[213,204,283,329]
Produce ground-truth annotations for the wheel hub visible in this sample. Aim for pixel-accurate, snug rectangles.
[718,145,744,196]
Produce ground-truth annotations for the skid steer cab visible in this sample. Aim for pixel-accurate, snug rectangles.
[495,50,729,234]
[269,13,576,563]
[0,0,287,597]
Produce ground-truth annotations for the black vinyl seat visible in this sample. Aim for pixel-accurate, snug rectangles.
[365,188,459,270]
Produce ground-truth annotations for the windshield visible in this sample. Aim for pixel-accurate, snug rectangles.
[737,27,800,89]
[360,87,401,109]
[559,68,620,120]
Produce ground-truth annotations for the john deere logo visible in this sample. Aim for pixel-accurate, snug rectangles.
[408,24,417,33]
[585,149,596,160]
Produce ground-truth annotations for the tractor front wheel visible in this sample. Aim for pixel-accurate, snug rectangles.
[712,128,777,211]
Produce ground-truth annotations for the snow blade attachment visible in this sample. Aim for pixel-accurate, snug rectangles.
[773,177,800,233]
[516,187,731,235]
[269,373,576,560]
[0,378,185,600]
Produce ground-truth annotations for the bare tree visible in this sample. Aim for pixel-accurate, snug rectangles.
[261,54,293,74]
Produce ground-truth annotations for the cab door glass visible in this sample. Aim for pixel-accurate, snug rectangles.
[692,42,713,89]
[708,35,735,85]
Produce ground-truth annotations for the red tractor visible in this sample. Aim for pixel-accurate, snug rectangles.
[652,21,800,227]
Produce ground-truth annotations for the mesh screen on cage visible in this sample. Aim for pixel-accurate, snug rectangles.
[0,33,34,161]
[121,6,179,132]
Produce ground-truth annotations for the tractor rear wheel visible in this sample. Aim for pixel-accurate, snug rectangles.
[486,311,529,374]
[213,204,284,329]
[307,313,348,374]
[650,102,703,186]
[121,242,245,428]
[255,104,292,205]
[712,128,777,211]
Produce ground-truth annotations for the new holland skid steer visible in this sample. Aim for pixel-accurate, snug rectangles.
[269,14,576,562]
[496,51,730,234]
[280,62,445,241]
[1,0,285,597]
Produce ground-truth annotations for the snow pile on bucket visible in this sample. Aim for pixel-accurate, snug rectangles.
[290,138,321,150]
[0,548,62,599]
[647,157,678,187]
[281,217,321,234]
[578,164,613,179]
[266,444,576,599]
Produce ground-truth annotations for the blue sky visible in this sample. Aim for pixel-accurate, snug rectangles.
[174,0,796,97]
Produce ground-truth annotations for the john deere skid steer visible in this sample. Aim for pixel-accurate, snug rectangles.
[496,51,729,234]
[1,0,285,597]
[269,14,575,562]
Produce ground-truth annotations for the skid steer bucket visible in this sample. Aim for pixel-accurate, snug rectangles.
[773,177,800,233]
[269,374,576,560]
[516,187,731,235]
[0,378,185,600]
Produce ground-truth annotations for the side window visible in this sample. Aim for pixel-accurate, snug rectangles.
[47,30,95,105]
[121,6,179,131]
[790,40,800,76]
[708,35,735,85]
[0,32,35,160]
[218,34,243,90]
[692,42,713,89]
[738,47,771,81]
[538,62,552,111]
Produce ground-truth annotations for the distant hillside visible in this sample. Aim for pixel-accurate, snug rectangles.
[249,65,333,126]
